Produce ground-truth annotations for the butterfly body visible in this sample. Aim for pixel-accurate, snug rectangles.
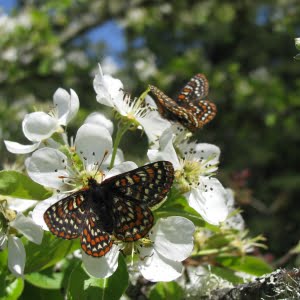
[149,74,217,131]
[44,161,174,257]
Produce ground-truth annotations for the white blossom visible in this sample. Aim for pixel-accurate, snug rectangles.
[93,63,170,145]
[138,216,195,282]
[148,127,230,225]
[4,88,79,154]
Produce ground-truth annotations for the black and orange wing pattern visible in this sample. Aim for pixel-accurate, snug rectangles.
[44,161,174,257]
[149,74,217,131]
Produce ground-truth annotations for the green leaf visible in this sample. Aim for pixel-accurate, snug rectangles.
[155,195,205,227]
[149,281,184,300]
[24,231,80,273]
[216,255,273,276]
[210,266,244,284]
[25,268,64,289]
[20,281,63,300]
[66,255,129,300]
[0,170,52,200]
[0,278,24,300]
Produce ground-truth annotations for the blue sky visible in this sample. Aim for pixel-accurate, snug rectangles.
[0,1,125,56]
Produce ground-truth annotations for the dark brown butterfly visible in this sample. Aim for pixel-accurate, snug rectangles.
[44,161,174,257]
[149,74,217,131]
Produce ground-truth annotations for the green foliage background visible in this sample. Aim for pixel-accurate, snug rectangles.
[1,0,300,298]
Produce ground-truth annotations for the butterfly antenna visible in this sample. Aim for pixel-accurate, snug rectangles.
[93,150,109,178]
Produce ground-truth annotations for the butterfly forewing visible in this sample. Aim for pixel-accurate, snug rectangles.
[149,73,217,131]
[105,161,174,207]
[176,74,209,106]
[44,161,174,257]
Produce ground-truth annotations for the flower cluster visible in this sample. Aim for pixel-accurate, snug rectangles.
[3,63,239,282]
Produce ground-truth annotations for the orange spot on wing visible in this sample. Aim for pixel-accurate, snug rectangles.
[76,196,82,206]
[68,201,73,210]
[58,231,65,237]
[120,178,127,186]
[57,207,64,217]
[86,234,91,243]
[132,175,140,183]
[146,168,154,177]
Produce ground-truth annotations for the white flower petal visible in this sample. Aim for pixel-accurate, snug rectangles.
[93,64,123,107]
[84,112,114,135]
[188,178,229,225]
[139,250,183,282]
[11,213,43,245]
[8,236,25,277]
[194,143,220,172]
[53,88,79,125]
[106,161,138,178]
[150,217,194,261]
[25,147,69,188]
[224,189,245,230]
[75,123,112,172]
[32,195,62,230]
[7,198,38,212]
[82,245,119,278]
[148,127,180,169]
[4,140,40,154]
[138,111,171,146]
[22,112,58,142]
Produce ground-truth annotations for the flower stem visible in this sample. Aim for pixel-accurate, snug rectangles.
[109,122,130,169]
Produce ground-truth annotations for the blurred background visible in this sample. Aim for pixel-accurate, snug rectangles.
[1,0,300,270]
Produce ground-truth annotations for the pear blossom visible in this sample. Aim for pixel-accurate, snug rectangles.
[224,189,245,231]
[138,216,195,282]
[148,127,230,225]
[27,123,128,278]
[4,88,79,154]
[0,201,43,277]
[93,63,171,144]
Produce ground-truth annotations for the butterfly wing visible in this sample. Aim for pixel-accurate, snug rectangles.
[149,85,202,131]
[80,211,113,257]
[176,74,209,107]
[112,195,154,242]
[101,161,173,241]
[44,189,114,257]
[187,99,217,128]
[44,191,88,239]
[149,84,179,120]
[104,161,174,207]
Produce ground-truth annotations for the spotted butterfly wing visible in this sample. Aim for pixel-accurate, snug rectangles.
[44,161,174,257]
[104,161,174,241]
[149,74,217,131]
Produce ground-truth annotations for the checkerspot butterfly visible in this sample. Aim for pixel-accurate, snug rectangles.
[44,161,174,257]
[149,74,217,131]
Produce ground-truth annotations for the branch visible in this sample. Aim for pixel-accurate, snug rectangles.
[207,268,300,300]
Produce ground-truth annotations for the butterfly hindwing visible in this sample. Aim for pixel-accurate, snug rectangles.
[44,191,88,239]
[112,196,154,242]
[149,73,216,131]
[80,213,113,257]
